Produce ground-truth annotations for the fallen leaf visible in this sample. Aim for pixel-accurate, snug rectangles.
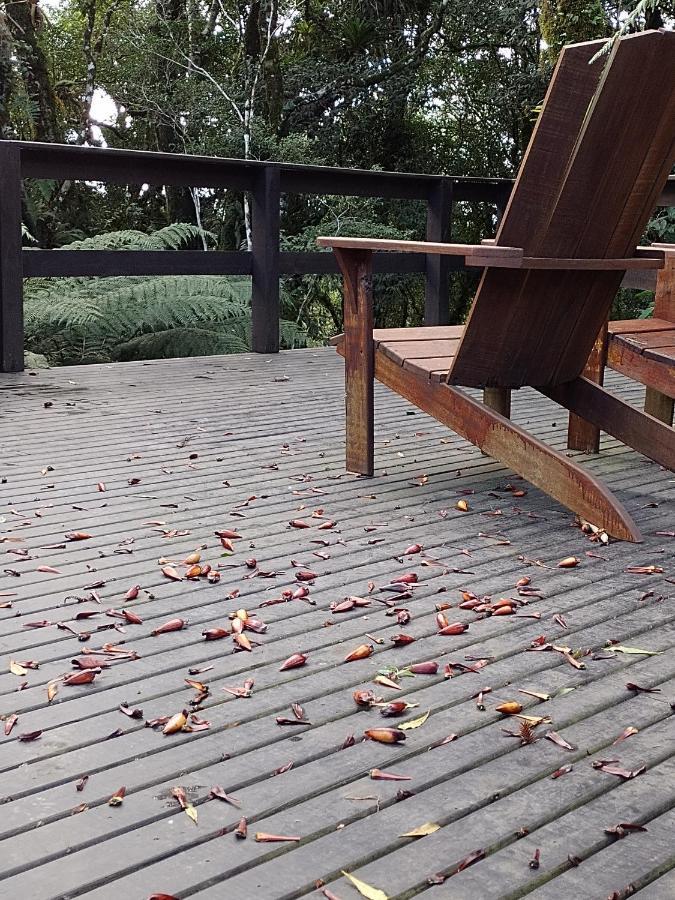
[625,683,660,694]
[369,769,411,781]
[255,833,300,842]
[455,848,486,873]
[399,710,430,731]
[612,726,638,746]
[400,822,440,837]
[341,871,388,900]
[593,760,646,779]
[108,786,126,807]
[604,822,648,838]
[545,730,575,751]
[171,786,198,824]
[163,710,188,735]
[609,645,660,656]
[9,660,27,676]
[4,714,18,736]
[557,556,579,568]
[209,786,241,807]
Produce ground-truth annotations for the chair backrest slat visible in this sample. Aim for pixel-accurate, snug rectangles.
[449,29,675,389]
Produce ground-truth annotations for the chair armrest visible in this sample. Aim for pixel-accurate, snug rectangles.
[317,237,664,271]
[316,236,523,267]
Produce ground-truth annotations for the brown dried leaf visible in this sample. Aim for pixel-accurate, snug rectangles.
[544,730,576,751]
[108,786,126,807]
[612,726,638,746]
[209,785,241,807]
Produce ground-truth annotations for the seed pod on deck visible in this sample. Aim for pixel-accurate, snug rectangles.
[345,644,374,662]
[151,618,186,635]
[379,702,408,717]
[390,634,415,646]
[408,661,438,675]
[364,727,406,744]
[202,627,230,641]
[438,622,468,636]
[280,653,307,671]
[495,701,523,715]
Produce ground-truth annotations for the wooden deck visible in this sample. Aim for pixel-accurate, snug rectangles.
[0,348,673,900]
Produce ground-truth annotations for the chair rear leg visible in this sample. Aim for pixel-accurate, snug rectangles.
[567,324,607,452]
[644,387,674,426]
[483,388,511,418]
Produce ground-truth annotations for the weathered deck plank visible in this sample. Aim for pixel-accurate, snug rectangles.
[0,348,673,899]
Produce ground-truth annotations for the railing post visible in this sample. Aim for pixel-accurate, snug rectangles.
[425,177,453,325]
[0,143,24,372]
[251,165,280,353]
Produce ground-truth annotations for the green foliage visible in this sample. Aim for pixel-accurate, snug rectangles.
[24,225,306,365]
[3,0,673,363]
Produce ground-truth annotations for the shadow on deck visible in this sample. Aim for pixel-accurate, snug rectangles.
[0,348,673,900]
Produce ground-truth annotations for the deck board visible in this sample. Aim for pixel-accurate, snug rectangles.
[0,348,673,899]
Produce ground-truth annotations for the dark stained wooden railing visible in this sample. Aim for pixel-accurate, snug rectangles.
[0,140,673,372]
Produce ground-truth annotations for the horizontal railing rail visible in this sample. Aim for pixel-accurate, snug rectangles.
[0,140,672,372]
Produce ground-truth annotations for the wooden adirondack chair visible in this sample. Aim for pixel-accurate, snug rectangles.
[318,30,675,542]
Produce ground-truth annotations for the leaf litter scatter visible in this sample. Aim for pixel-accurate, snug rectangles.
[0,393,672,900]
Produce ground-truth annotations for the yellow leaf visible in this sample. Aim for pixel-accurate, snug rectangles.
[9,660,27,677]
[373,675,401,690]
[342,871,388,900]
[399,822,440,837]
[514,714,552,727]
[611,645,660,656]
[47,681,59,703]
[399,710,430,731]
[184,803,198,825]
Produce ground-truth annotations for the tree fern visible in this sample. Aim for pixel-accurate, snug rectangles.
[24,224,306,365]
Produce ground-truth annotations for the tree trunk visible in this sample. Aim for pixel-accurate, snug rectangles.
[7,0,62,142]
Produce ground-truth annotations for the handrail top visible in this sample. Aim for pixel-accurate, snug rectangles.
[2,139,511,187]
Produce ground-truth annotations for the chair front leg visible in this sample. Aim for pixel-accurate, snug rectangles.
[334,247,375,475]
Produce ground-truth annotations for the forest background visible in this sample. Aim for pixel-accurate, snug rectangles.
[1,0,674,365]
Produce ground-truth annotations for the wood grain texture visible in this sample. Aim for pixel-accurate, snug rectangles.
[317,236,523,260]
[567,325,607,453]
[644,387,674,425]
[450,31,675,389]
[448,38,606,388]
[545,376,675,472]
[3,348,675,898]
[609,318,675,335]
[379,338,461,363]
[374,352,642,541]
[652,245,675,322]
[483,387,512,418]
[607,337,675,399]
[334,247,375,475]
